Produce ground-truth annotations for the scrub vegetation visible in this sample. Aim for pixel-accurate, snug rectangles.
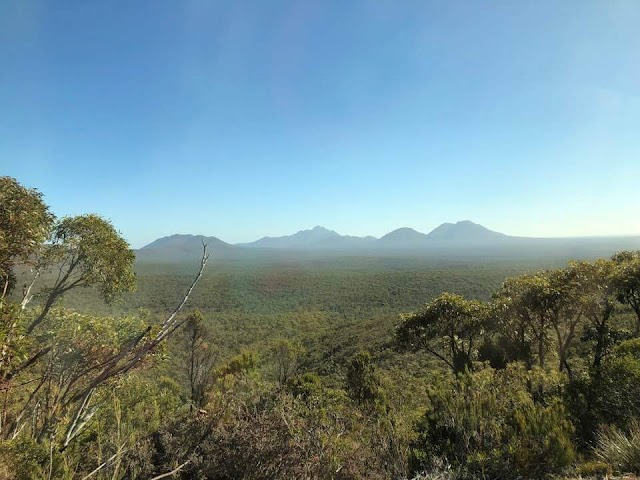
[2,176,640,479]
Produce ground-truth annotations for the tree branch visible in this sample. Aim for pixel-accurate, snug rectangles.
[2,347,51,384]
[80,444,126,480]
[150,461,192,479]
[65,244,209,420]
[21,268,41,310]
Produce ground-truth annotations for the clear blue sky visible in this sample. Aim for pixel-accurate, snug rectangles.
[2,1,639,247]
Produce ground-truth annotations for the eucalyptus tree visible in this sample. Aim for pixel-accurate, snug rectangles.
[176,309,217,410]
[545,265,585,376]
[0,176,54,307]
[492,272,563,370]
[396,292,488,373]
[0,177,210,456]
[492,277,537,369]
[566,259,621,370]
[1,178,54,388]
[611,251,640,336]
[27,214,136,333]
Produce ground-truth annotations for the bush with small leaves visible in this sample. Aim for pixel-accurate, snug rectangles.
[566,337,640,444]
[411,365,574,479]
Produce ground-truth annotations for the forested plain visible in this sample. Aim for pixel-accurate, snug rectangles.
[2,176,640,479]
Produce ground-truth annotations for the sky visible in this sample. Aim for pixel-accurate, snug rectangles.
[1,1,639,247]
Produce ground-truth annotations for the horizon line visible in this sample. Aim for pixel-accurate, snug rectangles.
[136,221,640,249]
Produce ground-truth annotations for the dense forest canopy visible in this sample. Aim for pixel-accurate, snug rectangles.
[2,176,640,479]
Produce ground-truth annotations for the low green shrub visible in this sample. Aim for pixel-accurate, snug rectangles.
[0,437,51,480]
[575,460,612,478]
[410,365,574,479]
[566,338,640,445]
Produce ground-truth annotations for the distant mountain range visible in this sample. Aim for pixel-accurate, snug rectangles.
[136,221,640,263]
[237,225,378,249]
[377,221,508,247]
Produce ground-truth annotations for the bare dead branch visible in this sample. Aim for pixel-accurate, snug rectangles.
[21,268,41,309]
[154,243,210,342]
[149,460,192,479]
[59,244,209,448]
[80,444,126,480]
[0,277,9,307]
[64,389,95,448]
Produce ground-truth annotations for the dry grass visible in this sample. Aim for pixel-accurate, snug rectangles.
[595,420,640,475]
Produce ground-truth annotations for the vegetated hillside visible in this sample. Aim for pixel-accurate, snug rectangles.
[60,255,565,373]
[10,168,637,479]
[8,174,639,478]
[32,249,640,479]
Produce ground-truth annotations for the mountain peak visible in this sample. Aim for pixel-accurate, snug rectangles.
[137,233,233,262]
[383,227,422,236]
[241,225,371,249]
[378,227,429,246]
[426,220,506,241]
[140,233,230,249]
[298,225,336,235]
[295,226,338,237]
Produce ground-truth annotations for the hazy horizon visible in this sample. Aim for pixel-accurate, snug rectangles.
[139,221,640,250]
[3,1,640,247]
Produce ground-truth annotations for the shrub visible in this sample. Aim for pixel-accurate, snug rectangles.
[410,365,574,479]
[0,437,51,480]
[575,460,612,478]
[132,392,357,479]
[566,338,640,444]
[615,337,640,360]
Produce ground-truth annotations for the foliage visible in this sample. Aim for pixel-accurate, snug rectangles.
[5,178,640,478]
[215,349,259,377]
[173,309,217,408]
[566,337,640,446]
[1,309,148,445]
[129,366,350,479]
[0,436,52,480]
[612,251,640,335]
[345,351,387,411]
[52,215,136,300]
[17,246,640,478]
[411,365,574,479]
[0,176,54,299]
[396,293,488,373]
[575,460,612,478]
[592,341,640,428]
[0,178,210,478]
[491,271,567,371]
[270,337,305,386]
